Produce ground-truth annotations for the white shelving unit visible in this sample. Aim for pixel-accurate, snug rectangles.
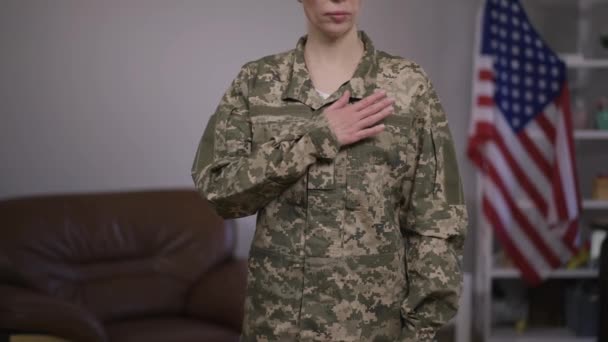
[562,54,608,68]
[492,267,599,279]
[490,328,596,342]
[475,0,608,341]
[574,130,608,139]
[582,199,608,210]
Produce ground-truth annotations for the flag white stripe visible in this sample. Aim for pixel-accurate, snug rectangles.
[523,119,554,164]
[494,111,553,207]
[472,106,495,125]
[555,107,578,220]
[476,79,495,98]
[543,102,559,127]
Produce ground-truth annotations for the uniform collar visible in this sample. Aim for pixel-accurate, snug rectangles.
[282,30,379,110]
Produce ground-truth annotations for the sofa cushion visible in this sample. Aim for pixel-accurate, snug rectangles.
[0,190,235,322]
[0,285,107,342]
[187,259,248,332]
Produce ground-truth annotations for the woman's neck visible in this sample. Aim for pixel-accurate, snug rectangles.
[304,27,363,69]
[303,27,364,94]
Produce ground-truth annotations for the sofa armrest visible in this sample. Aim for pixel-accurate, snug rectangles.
[0,285,107,342]
[186,259,248,333]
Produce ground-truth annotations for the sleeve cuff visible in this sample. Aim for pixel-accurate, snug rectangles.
[401,306,441,342]
[400,324,437,342]
[307,114,340,160]
[271,114,340,160]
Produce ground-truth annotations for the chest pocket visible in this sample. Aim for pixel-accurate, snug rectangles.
[251,116,301,146]
[343,114,413,209]
[306,113,414,191]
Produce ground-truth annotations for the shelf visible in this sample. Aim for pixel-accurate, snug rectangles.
[582,199,608,210]
[535,0,608,7]
[490,327,595,342]
[516,199,608,210]
[574,130,608,140]
[561,54,608,68]
[492,268,598,279]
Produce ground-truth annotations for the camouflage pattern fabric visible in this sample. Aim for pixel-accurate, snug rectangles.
[192,31,468,342]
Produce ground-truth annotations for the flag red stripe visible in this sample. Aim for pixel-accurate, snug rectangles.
[555,87,581,252]
[478,96,494,107]
[564,220,578,252]
[518,130,553,180]
[556,87,581,215]
[535,113,556,144]
[562,95,581,252]
[483,196,542,285]
[552,156,569,212]
[553,159,577,252]
[485,160,562,268]
[551,101,573,223]
[479,69,494,81]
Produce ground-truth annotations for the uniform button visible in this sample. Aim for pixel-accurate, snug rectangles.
[345,196,358,210]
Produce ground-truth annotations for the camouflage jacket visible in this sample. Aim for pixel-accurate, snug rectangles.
[192,31,468,342]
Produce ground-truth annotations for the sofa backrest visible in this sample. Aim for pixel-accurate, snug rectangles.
[0,189,234,322]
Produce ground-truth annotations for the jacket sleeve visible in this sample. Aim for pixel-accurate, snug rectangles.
[191,63,340,219]
[398,75,468,341]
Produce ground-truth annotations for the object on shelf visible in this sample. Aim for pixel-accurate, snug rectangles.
[514,320,527,335]
[573,97,589,129]
[492,282,528,327]
[493,250,514,269]
[492,299,528,328]
[591,230,607,267]
[566,246,590,270]
[596,97,608,130]
[592,173,608,200]
[601,33,608,50]
[565,281,600,337]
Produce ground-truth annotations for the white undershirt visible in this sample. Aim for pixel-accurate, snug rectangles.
[316,89,331,100]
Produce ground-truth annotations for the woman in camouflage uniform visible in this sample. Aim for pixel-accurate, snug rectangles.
[192,0,468,341]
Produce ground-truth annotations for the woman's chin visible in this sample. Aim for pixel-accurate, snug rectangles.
[316,23,356,39]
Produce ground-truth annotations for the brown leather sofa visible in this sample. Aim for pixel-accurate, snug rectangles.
[0,189,248,342]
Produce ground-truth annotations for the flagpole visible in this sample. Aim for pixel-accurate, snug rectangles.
[470,1,492,341]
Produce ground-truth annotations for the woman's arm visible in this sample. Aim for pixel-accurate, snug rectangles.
[399,75,468,341]
[191,63,340,218]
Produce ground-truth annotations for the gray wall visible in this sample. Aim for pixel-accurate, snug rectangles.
[0,0,481,260]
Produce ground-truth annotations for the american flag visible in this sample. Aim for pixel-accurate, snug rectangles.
[468,0,583,284]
